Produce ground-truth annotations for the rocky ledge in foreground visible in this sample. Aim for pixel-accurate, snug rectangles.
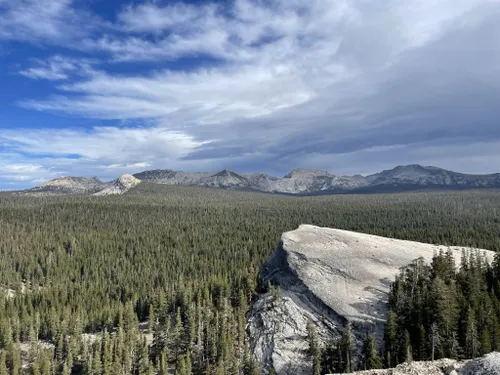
[331,352,500,375]
[247,225,494,375]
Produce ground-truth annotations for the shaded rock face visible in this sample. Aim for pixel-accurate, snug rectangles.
[247,225,494,375]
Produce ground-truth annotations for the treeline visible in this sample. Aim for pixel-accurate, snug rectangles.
[0,186,500,374]
[384,248,500,365]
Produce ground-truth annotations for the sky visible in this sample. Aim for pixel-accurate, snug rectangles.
[0,0,499,189]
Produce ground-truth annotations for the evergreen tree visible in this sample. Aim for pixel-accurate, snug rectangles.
[362,335,382,370]
[102,330,113,375]
[384,311,398,367]
[242,354,260,375]
[11,344,22,375]
[306,320,321,375]
[339,320,355,372]
[481,329,492,354]
[0,351,7,375]
[429,323,441,361]
[172,308,185,364]
[465,308,480,358]
[417,324,426,360]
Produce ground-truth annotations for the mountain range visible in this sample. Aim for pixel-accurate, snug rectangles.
[22,164,500,196]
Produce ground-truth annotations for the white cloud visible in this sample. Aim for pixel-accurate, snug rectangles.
[0,0,97,43]
[2,0,500,188]
[0,126,214,187]
[118,2,216,33]
[0,126,203,161]
[0,160,59,186]
[19,55,96,80]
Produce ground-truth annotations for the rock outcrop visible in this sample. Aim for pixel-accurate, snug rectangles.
[247,225,494,375]
[461,352,500,374]
[331,352,500,375]
[93,174,141,196]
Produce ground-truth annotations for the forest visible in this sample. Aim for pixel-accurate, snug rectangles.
[0,184,500,374]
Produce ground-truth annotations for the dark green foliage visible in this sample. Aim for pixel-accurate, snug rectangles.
[362,335,382,370]
[1,187,500,373]
[385,244,500,365]
[306,321,321,375]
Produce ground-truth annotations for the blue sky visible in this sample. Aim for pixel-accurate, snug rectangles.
[0,0,500,189]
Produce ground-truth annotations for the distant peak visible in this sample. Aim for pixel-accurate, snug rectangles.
[41,176,103,187]
[117,174,141,184]
[213,169,241,177]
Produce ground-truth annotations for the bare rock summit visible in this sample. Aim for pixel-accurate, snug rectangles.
[247,225,494,375]
[27,176,103,195]
[93,174,141,196]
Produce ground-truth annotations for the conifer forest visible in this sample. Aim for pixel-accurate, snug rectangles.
[1,184,500,374]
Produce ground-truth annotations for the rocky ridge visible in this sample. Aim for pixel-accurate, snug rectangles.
[134,165,500,194]
[247,225,495,375]
[27,176,104,195]
[24,164,500,195]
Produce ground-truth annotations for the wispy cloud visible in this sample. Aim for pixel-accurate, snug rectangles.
[19,55,96,80]
[117,2,216,34]
[0,126,211,186]
[0,0,99,43]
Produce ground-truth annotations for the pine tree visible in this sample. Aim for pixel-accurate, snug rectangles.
[0,351,7,375]
[400,330,412,363]
[0,320,13,349]
[32,362,41,375]
[175,355,189,375]
[339,320,355,372]
[172,308,185,363]
[40,352,52,375]
[136,337,150,375]
[102,330,113,375]
[429,323,441,360]
[465,308,480,358]
[11,343,22,375]
[242,354,260,375]
[92,341,103,375]
[447,331,460,360]
[306,320,321,375]
[363,335,382,370]
[417,324,426,360]
[481,329,492,354]
[384,311,398,367]
[61,360,72,375]
[158,348,169,375]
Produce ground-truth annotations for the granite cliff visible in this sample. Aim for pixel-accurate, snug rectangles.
[247,225,494,375]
